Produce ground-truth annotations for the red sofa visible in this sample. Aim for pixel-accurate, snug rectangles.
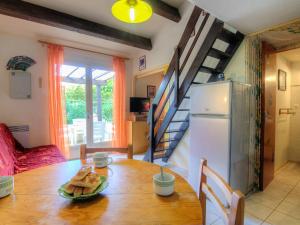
[0,123,66,176]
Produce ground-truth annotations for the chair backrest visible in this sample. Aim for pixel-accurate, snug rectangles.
[199,159,245,225]
[80,144,133,160]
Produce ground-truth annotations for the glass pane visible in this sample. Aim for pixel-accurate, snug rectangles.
[60,65,77,77]
[92,69,114,144]
[96,72,115,81]
[69,67,86,79]
[92,69,108,79]
[62,65,87,148]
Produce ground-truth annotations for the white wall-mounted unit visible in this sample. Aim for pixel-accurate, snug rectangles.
[9,70,31,99]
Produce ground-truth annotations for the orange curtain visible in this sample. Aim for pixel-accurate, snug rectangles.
[48,44,69,158]
[112,57,128,148]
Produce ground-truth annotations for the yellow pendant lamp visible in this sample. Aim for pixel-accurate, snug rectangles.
[112,0,153,24]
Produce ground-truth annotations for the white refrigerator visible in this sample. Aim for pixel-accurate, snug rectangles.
[188,81,250,195]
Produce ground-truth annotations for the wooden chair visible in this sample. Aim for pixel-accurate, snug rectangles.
[80,144,133,160]
[199,159,245,225]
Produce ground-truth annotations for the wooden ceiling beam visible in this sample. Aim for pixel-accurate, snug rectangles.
[146,0,181,22]
[0,0,152,50]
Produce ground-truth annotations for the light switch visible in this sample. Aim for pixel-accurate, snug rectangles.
[38,77,43,88]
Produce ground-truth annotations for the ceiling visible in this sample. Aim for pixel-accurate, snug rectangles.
[259,20,300,52]
[24,0,185,38]
[0,0,299,57]
[192,0,300,34]
[279,48,300,63]
[0,0,186,57]
[0,14,143,58]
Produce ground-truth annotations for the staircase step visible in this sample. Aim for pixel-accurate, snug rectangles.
[159,138,179,143]
[208,48,231,59]
[199,66,222,74]
[218,28,237,44]
[177,109,189,112]
[170,120,189,123]
[192,82,203,85]
[164,129,184,133]
[155,147,170,152]
[184,96,190,99]
[154,151,166,160]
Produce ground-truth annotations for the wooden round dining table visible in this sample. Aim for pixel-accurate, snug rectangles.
[0,159,202,225]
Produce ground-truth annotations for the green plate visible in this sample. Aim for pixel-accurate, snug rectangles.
[58,176,108,200]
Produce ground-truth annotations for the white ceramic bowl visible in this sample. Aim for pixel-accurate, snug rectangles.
[0,176,14,198]
[153,173,175,196]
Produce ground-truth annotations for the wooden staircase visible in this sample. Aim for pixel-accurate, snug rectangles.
[144,6,244,162]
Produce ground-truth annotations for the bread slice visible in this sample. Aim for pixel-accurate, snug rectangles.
[83,184,99,195]
[72,166,92,181]
[73,187,83,197]
[82,175,103,195]
[86,173,102,187]
[64,183,76,194]
[70,173,101,188]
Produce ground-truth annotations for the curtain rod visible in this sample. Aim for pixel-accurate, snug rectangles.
[38,40,130,60]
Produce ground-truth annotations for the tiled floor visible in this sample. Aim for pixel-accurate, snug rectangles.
[242,162,300,225]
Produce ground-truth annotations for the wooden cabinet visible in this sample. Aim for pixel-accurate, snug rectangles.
[128,120,149,154]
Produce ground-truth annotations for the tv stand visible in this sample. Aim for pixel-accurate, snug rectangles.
[133,113,147,121]
[128,119,148,154]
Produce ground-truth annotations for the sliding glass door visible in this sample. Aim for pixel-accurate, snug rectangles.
[87,68,114,147]
[61,64,114,158]
[61,65,87,149]
[92,69,114,145]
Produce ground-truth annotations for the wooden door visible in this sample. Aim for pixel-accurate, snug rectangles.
[261,42,277,190]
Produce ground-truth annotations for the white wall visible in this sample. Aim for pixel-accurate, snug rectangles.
[289,62,300,162]
[274,54,291,170]
[0,33,49,147]
[135,72,163,98]
[132,2,194,75]
[0,32,133,148]
[224,40,246,82]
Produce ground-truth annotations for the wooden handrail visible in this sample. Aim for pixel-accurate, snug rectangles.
[148,6,202,126]
[178,19,224,102]
[174,46,180,107]
[152,10,209,117]
[151,7,203,107]
[179,12,210,75]
[152,10,210,126]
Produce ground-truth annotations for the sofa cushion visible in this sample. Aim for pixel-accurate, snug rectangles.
[0,123,66,175]
[0,124,17,161]
[0,124,15,175]
[14,145,66,174]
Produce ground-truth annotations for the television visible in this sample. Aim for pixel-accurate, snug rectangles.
[130,97,150,113]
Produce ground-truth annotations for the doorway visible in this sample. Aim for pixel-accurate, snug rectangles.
[61,64,114,159]
[261,46,300,189]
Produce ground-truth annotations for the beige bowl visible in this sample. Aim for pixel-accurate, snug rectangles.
[153,173,175,196]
